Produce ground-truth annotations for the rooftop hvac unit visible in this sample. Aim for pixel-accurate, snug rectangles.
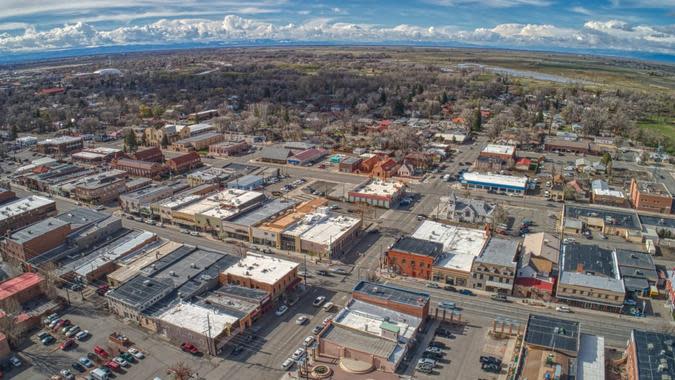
[169,271,176,277]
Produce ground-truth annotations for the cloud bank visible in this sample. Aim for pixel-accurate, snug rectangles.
[0,15,673,55]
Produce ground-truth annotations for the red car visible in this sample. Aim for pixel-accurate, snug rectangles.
[60,338,75,350]
[96,285,109,296]
[94,345,109,358]
[180,342,199,354]
[105,360,120,371]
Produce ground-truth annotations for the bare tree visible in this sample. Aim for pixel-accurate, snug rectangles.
[168,361,193,380]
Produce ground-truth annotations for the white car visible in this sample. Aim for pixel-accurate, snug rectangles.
[113,356,129,367]
[312,296,326,307]
[60,369,75,380]
[556,306,572,313]
[291,348,305,361]
[65,326,80,338]
[75,330,89,340]
[275,305,288,316]
[322,302,335,311]
[128,347,145,359]
[303,336,315,347]
[282,358,295,370]
[9,355,22,367]
[295,315,309,325]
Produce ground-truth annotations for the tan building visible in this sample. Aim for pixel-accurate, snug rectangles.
[73,171,128,204]
[209,141,250,157]
[469,238,519,294]
[172,132,224,152]
[253,198,328,248]
[220,253,299,300]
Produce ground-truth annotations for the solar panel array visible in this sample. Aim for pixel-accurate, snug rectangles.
[525,314,580,354]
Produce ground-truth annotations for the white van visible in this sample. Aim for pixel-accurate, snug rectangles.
[323,302,334,312]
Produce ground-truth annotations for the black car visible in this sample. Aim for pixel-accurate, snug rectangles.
[435,328,453,338]
[317,270,328,276]
[71,362,86,372]
[443,285,457,292]
[231,345,243,356]
[482,363,501,373]
[416,364,433,374]
[422,351,442,360]
[428,341,446,349]
[480,356,502,365]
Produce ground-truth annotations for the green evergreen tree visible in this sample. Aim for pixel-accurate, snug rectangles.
[472,108,482,131]
[124,130,138,152]
[161,133,169,149]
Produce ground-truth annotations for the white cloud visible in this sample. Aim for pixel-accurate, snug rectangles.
[571,6,593,15]
[0,15,673,55]
[425,0,551,7]
[0,22,29,31]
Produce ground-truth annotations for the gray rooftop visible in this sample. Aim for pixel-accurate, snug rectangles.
[631,329,675,380]
[475,238,519,268]
[229,199,297,227]
[559,244,625,293]
[353,281,430,308]
[214,284,269,303]
[391,237,443,258]
[9,217,69,244]
[260,147,292,161]
[56,208,109,231]
[175,132,222,144]
[228,175,263,187]
[108,274,173,310]
[121,185,172,200]
[639,214,675,229]
[321,324,399,360]
[525,314,580,354]
[565,204,640,229]
[615,249,655,270]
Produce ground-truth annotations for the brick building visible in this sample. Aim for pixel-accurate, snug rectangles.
[166,152,202,174]
[2,218,70,262]
[35,136,83,157]
[208,141,250,157]
[624,329,675,380]
[0,273,44,306]
[172,132,224,152]
[73,170,128,204]
[385,237,443,280]
[629,178,673,214]
[352,281,430,319]
[130,146,164,163]
[0,196,57,235]
[111,158,167,178]
[221,253,299,300]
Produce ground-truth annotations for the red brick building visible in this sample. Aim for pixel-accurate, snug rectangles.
[131,146,164,162]
[629,178,673,214]
[371,158,399,179]
[384,237,443,280]
[111,158,167,178]
[2,218,71,262]
[166,152,202,174]
[352,281,430,319]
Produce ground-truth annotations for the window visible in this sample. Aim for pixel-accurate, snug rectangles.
[401,259,406,264]
[489,276,494,281]
[572,289,577,294]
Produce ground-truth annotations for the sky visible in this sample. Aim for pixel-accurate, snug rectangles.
[0,0,673,59]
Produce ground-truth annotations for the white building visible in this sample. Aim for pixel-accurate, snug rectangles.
[281,207,362,258]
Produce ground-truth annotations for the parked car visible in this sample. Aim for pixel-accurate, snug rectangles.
[295,315,309,325]
[316,270,328,276]
[60,339,75,350]
[491,294,508,302]
[435,328,453,338]
[480,356,502,365]
[303,336,315,347]
[443,285,457,292]
[112,357,129,367]
[311,325,323,335]
[428,341,446,349]
[459,289,474,296]
[322,302,335,311]
[423,351,442,360]
[275,305,288,316]
[312,296,326,306]
[75,330,90,340]
[120,352,135,363]
[282,357,295,370]
[65,326,80,338]
[180,342,199,355]
[438,301,457,310]
[94,345,109,358]
[79,357,94,368]
[426,282,440,289]
[9,356,22,367]
[330,268,349,275]
[417,358,437,368]
[105,360,120,371]
[291,348,305,361]
[71,362,86,372]
[60,369,75,380]
[41,334,56,345]
[127,347,145,359]
[556,305,572,313]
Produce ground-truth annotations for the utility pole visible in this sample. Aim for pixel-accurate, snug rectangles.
[303,253,307,287]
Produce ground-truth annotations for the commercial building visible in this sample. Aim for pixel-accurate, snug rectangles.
[410,221,488,287]
[280,207,362,258]
[624,329,675,380]
[73,170,128,204]
[514,232,559,301]
[347,179,406,209]
[615,249,658,296]
[119,186,174,215]
[515,315,604,380]
[544,138,591,154]
[2,218,71,262]
[107,241,184,287]
[470,238,519,294]
[187,167,231,187]
[131,146,164,163]
[338,156,362,173]
[208,141,250,157]
[460,172,528,195]
[220,199,298,241]
[252,198,328,248]
[433,192,495,225]
[0,195,57,235]
[259,147,292,164]
[591,179,626,207]
[287,148,328,166]
[0,273,44,306]
[192,190,265,232]
[172,132,224,152]
[227,175,264,191]
[71,147,121,166]
[385,237,444,280]
[166,152,202,174]
[563,204,643,242]
[557,244,625,312]
[352,281,430,320]
[221,253,299,300]
[111,158,167,178]
[0,188,15,205]
[479,144,516,162]
[35,136,83,157]
[629,178,673,214]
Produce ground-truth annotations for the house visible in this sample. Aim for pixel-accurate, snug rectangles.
[354,155,382,174]
[470,238,519,294]
[397,163,416,178]
[513,233,559,301]
[434,192,495,225]
[166,152,202,174]
[371,158,399,179]
[385,237,444,280]
[557,244,625,313]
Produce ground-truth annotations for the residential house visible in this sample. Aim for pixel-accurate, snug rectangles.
[434,192,495,225]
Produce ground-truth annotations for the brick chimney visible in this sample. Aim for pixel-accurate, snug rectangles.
[576,263,584,273]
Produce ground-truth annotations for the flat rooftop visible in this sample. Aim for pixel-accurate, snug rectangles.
[223,253,298,285]
[639,214,675,229]
[175,131,221,144]
[565,204,640,229]
[525,314,580,354]
[412,221,487,272]
[353,179,404,197]
[631,329,675,380]
[9,217,69,244]
[482,144,515,155]
[353,281,429,308]
[321,324,400,363]
[461,172,528,189]
[0,196,54,222]
[56,207,109,231]
[108,274,173,310]
[108,241,184,285]
[159,194,202,210]
[283,208,360,244]
[577,334,605,380]
[157,302,238,335]
[476,237,518,268]
[229,199,297,227]
[334,299,421,342]
[636,180,671,196]
[121,185,171,200]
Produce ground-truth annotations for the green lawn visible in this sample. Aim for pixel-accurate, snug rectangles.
[638,117,675,153]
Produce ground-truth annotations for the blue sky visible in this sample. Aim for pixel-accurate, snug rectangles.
[0,0,673,57]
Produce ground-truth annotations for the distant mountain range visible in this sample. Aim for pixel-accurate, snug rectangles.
[0,40,673,66]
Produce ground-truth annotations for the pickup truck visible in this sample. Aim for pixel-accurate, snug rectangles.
[94,345,109,358]
[108,332,131,347]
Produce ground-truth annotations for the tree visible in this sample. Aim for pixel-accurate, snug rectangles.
[563,186,577,201]
[472,108,482,131]
[9,125,17,140]
[168,361,193,380]
[124,130,138,152]
[392,99,405,117]
[491,204,508,226]
[161,133,169,149]
[601,152,613,176]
